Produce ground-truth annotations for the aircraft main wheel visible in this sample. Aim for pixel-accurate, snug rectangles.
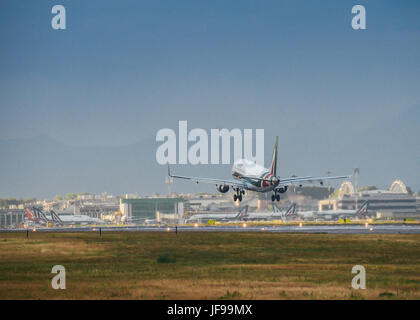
[271,194,275,201]
[276,194,280,201]
[238,194,242,202]
[233,194,237,201]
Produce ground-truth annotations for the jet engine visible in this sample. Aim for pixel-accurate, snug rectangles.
[278,186,288,193]
[217,185,230,193]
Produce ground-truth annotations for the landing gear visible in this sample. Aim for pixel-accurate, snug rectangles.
[233,189,244,202]
[271,192,280,202]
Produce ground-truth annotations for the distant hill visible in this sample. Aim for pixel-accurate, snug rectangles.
[0,103,419,198]
[0,135,162,198]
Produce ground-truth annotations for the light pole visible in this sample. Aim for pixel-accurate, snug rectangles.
[165,176,174,195]
[354,168,360,210]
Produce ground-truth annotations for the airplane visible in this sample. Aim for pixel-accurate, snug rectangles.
[25,207,47,226]
[49,209,103,225]
[298,200,370,220]
[25,207,103,226]
[186,206,249,223]
[168,136,350,202]
[242,203,297,221]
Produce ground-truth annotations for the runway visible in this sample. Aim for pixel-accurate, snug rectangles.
[1,224,420,234]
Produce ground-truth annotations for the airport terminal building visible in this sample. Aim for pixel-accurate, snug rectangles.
[319,180,420,219]
[120,197,186,222]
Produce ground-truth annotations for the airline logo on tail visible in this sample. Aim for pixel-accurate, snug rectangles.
[357,201,369,215]
[269,136,278,176]
[25,208,36,220]
[50,210,63,224]
[25,207,52,225]
[285,203,297,216]
[32,207,49,223]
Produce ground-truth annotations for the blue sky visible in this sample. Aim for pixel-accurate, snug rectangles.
[0,1,419,197]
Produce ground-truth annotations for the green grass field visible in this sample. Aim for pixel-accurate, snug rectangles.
[0,231,419,299]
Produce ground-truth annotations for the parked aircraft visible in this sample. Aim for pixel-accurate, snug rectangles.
[186,206,249,223]
[25,207,103,226]
[242,203,297,221]
[298,201,370,220]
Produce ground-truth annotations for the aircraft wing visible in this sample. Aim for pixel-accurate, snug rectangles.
[168,166,248,189]
[278,175,351,187]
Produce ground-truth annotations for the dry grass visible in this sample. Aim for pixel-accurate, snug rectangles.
[0,232,419,299]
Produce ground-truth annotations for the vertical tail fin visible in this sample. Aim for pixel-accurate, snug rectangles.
[32,207,41,219]
[357,201,369,215]
[33,207,49,223]
[50,210,63,223]
[285,203,297,216]
[270,136,279,176]
[25,208,35,220]
[236,205,249,220]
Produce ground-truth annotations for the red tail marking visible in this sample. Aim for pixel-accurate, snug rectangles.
[25,208,35,219]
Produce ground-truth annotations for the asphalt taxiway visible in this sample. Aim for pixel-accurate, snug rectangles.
[1,224,420,234]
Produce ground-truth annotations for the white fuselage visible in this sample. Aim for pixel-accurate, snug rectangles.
[242,211,285,221]
[53,214,102,225]
[298,209,364,220]
[187,212,243,223]
[231,159,277,192]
